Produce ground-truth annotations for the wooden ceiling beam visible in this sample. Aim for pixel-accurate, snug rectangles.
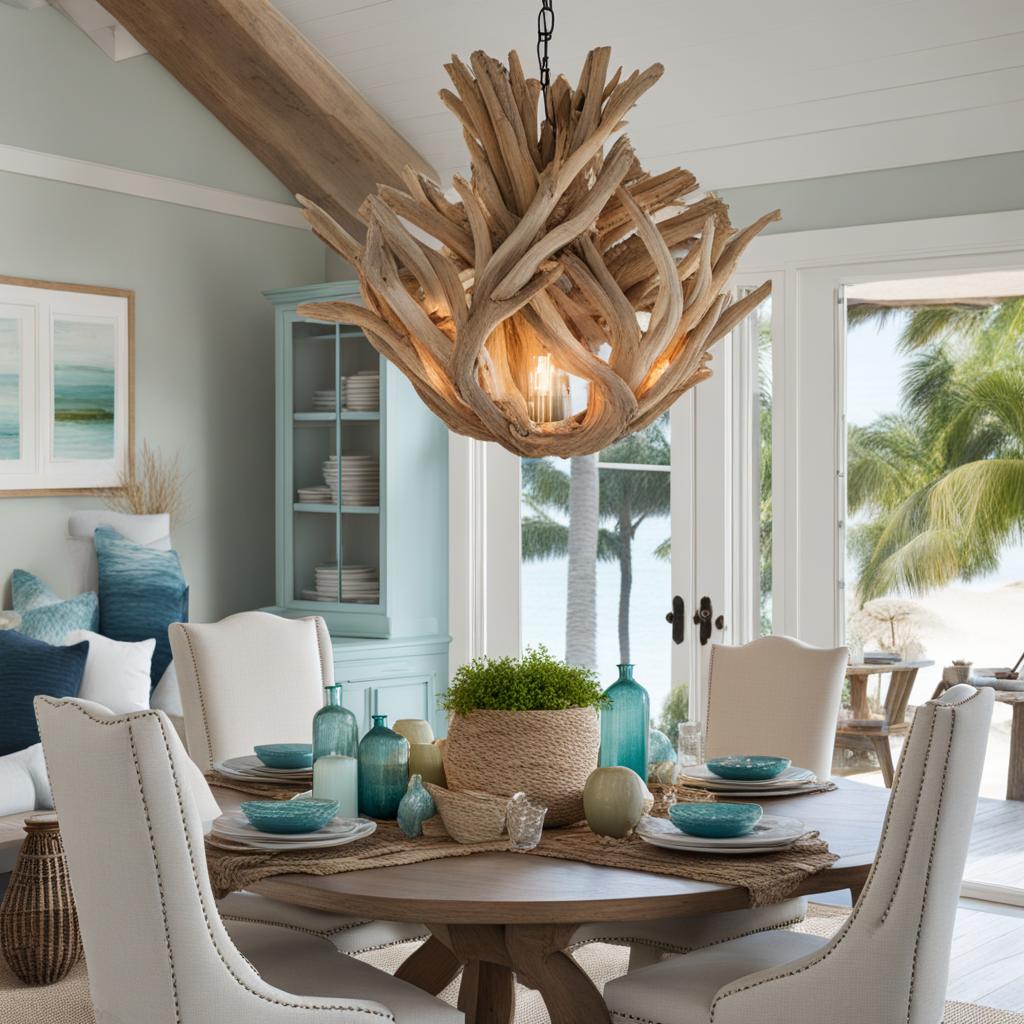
[95,0,438,237]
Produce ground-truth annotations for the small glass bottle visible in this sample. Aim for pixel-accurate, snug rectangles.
[312,685,360,817]
[358,714,409,819]
[599,663,650,780]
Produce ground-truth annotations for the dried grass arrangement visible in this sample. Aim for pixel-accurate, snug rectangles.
[104,441,189,526]
[297,46,779,457]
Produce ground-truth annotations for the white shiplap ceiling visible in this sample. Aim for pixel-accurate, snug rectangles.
[272,0,1024,191]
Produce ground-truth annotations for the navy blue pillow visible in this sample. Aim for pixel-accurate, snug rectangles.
[0,630,89,756]
[94,526,188,691]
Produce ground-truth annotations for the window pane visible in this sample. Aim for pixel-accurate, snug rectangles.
[756,298,773,635]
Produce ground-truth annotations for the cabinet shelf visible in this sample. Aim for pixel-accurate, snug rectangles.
[293,502,380,514]
[293,411,380,422]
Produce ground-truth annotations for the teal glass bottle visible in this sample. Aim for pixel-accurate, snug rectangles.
[312,685,358,762]
[599,664,650,780]
[358,714,409,819]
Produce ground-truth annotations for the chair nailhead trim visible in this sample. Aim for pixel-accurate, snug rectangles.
[174,625,215,773]
[37,698,396,1022]
[220,914,374,939]
[707,693,979,1023]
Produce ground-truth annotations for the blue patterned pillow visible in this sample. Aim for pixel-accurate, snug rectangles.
[0,630,89,756]
[94,527,188,690]
[11,570,99,645]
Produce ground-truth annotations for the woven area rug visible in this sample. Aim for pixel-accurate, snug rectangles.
[1,905,1021,1024]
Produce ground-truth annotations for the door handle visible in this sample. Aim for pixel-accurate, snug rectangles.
[692,596,720,646]
[665,595,685,644]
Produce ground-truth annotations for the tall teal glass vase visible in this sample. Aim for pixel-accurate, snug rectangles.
[358,714,409,819]
[312,685,358,762]
[599,664,650,780]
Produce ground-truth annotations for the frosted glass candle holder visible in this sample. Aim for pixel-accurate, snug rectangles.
[506,792,546,850]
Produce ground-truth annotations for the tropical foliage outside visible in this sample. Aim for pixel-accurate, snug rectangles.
[847,297,1024,603]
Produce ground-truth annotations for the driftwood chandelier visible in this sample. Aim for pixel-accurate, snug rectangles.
[297,5,779,457]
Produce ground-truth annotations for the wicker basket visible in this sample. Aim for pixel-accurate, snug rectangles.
[443,707,600,827]
[0,814,82,985]
[426,784,508,844]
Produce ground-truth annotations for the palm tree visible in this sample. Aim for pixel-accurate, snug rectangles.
[847,297,1024,601]
[522,418,671,664]
[565,454,599,669]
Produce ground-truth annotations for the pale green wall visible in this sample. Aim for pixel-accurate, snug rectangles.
[720,151,1024,234]
[0,9,327,619]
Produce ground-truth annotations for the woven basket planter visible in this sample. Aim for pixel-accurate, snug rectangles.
[425,784,508,844]
[0,814,82,985]
[443,707,601,827]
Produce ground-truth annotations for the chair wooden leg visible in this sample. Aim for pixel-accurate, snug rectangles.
[872,736,895,787]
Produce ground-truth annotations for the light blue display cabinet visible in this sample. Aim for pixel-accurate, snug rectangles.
[263,281,451,736]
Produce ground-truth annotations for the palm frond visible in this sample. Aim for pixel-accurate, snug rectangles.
[521,514,569,561]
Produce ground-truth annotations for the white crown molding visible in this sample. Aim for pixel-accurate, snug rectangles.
[0,143,307,229]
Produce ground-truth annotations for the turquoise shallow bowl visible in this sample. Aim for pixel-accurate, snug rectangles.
[254,743,313,769]
[706,755,791,781]
[241,798,338,834]
[668,802,763,838]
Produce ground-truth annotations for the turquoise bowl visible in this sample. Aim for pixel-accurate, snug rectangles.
[706,756,791,781]
[668,802,763,838]
[241,798,338,834]
[254,743,313,770]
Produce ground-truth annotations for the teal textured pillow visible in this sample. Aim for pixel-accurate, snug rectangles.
[94,527,188,690]
[11,570,100,645]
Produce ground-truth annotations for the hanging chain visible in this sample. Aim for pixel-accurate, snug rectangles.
[537,0,555,103]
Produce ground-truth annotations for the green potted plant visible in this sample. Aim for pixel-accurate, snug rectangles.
[440,646,608,826]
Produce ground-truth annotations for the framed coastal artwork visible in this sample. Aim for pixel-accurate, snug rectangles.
[0,276,133,495]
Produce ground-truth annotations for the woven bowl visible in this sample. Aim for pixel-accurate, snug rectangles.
[241,798,338,834]
[425,784,507,844]
[443,707,600,826]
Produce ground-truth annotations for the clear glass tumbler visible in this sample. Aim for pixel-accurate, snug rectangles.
[506,792,547,850]
[677,721,704,768]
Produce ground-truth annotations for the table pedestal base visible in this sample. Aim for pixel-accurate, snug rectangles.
[404,922,610,1024]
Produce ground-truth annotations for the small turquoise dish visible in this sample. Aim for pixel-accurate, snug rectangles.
[254,743,313,770]
[668,802,763,838]
[241,798,339,834]
[706,755,791,781]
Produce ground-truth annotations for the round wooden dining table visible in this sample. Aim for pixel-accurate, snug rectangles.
[235,780,889,1024]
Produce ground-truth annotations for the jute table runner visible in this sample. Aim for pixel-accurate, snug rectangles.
[206,812,836,907]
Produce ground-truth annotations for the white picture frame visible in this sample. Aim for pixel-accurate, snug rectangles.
[0,276,134,495]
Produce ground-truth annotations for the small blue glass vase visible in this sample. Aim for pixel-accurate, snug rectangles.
[358,714,409,819]
[599,664,650,780]
[312,685,358,762]
[397,774,436,838]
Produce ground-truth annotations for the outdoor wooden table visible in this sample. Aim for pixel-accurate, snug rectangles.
[835,660,934,785]
[214,781,889,1024]
[931,682,1024,800]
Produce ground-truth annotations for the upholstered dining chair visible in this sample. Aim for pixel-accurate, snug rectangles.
[168,610,429,952]
[35,697,461,1024]
[573,635,848,969]
[603,683,993,1024]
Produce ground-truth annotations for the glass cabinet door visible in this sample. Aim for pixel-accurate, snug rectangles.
[289,320,382,609]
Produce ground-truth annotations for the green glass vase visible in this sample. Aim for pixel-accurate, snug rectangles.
[312,685,358,762]
[358,714,409,819]
[598,664,650,780]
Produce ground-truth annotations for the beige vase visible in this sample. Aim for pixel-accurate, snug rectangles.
[442,707,601,826]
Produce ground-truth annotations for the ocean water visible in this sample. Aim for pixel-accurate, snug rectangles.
[0,372,18,460]
[52,364,114,460]
[521,514,674,715]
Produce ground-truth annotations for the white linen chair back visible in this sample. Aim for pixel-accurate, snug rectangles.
[35,697,392,1024]
[169,612,332,771]
[704,635,848,780]
[711,684,993,1024]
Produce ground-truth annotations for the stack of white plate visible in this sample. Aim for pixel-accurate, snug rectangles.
[310,563,379,604]
[322,454,380,506]
[207,811,376,852]
[344,371,379,411]
[311,389,337,412]
[212,755,313,784]
[296,484,333,504]
[677,764,819,798]
[636,814,807,855]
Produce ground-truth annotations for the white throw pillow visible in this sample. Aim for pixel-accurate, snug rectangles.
[64,629,155,715]
[0,744,52,816]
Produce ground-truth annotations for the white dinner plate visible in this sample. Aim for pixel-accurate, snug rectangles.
[680,764,815,787]
[206,820,376,852]
[214,756,312,781]
[636,815,807,854]
[212,813,368,841]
